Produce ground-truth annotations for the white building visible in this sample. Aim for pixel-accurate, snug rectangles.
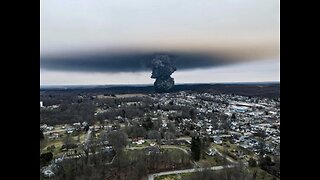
[40,101,43,108]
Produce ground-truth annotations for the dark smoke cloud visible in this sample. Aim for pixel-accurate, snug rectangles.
[151,55,176,92]
[40,51,235,73]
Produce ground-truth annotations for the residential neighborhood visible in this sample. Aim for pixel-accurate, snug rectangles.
[40,90,280,180]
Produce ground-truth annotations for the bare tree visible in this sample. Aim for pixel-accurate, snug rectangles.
[147,130,161,143]
[107,130,128,153]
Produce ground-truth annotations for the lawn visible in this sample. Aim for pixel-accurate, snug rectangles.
[40,140,63,156]
[212,141,256,162]
[71,133,87,143]
[176,145,190,151]
[162,148,188,157]
[197,155,224,167]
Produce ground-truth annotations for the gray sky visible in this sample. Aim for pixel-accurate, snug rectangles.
[40,0,279,85]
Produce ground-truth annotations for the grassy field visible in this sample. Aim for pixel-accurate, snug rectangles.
[197,155,224,167]
[212,140,256,162]
[41,140,63,153]
[175,145,190,151]
[163,148,186,155]
[41,131,88,158]
[71,133,87,143]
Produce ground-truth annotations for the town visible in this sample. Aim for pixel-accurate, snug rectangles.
[40,90,280,180]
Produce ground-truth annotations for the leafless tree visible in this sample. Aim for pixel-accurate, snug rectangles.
[107,130,128,153]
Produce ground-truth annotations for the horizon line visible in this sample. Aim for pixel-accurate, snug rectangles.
[40,81,280,88]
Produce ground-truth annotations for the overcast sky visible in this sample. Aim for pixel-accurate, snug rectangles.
[40,0,279,85]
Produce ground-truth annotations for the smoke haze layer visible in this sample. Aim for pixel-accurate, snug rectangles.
[40,51,252,73]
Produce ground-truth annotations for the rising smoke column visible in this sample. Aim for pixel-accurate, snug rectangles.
[151,55,176,93]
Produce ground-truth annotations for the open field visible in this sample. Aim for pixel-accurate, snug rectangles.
[197,155,224,167]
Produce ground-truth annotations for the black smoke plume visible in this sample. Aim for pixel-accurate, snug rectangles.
[151,55,176,93]
[41,52,234,73]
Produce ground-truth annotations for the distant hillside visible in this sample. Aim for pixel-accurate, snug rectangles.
[40,83,280,98]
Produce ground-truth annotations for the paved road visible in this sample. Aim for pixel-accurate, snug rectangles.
[128,145,202,168]
[145,145,237,180]
[175,137,192,141]
[85,129,92,144]
[43,129,66,135]
[160,145,189,154]
[127,145,189,154]
[127,146,147,150]
[147,165,235,180]
[105,154,117,165]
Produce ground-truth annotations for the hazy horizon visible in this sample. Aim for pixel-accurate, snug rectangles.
[41,80,280,87]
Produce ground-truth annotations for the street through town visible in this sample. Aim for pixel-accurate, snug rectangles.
[147,165,235,180]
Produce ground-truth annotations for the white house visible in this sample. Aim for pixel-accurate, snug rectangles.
[213,136,222,144]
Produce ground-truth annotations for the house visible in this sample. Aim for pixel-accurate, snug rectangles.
[240,143,249,149]
[220,134,232,139]
[101,146,113,152]
[40,124,47,130]
[173,139,190,145]
[66,128,74,134]
[239,135,248,142]
[41,163,58,177]
[46,126,54,131]
[43,170,54,177]
[239,140,251,149]
[229,105,250,113]
[73,122,81,126]
[235,150,245,159]
[82,121,88,127]
[133,139,145,145]
[54,157,64,163]
[206,148,216,156]
[213,136,222,144]
[243,132,252,137]
[48,133,59,140]
[94,125,101,131]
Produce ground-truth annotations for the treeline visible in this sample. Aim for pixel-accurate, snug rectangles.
[258,155,280,178]
[48,148,191,180]
[40,102,96,125]
[40,90,231,126]
[41,129,191,180]
[95,107,147,122]
[46,134,191,180]
[124,120,177,141]
[41,83,280,99]
[41,91,153,106]
[40,91,158,125]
